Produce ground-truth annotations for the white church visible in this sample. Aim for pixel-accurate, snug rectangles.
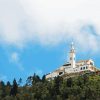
[46,42,99,80]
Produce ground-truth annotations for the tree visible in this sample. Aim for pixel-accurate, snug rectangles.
[26,76,32,86]
[0,81,6,98]
[7,81,11,87]
[10,79,18,96]
[54,76,63,95]
[18,78,22,86]
[32,73,41,84]
[6,81,11,96]
[42,75,46,83]
[67,77,72,87]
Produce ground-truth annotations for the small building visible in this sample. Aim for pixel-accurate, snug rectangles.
[46,42,99,80]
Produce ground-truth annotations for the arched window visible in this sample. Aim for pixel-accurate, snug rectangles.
[80,67,82,70]
[86,66,88,69]
[83,67,85,70]
[59,72,63,75]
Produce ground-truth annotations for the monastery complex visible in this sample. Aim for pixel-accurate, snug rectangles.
[46,42,99,80]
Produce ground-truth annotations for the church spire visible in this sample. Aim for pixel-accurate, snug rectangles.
[69,42,76,68]
[70,42,75,53]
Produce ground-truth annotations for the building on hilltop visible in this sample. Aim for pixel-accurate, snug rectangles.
[46,42,99,80]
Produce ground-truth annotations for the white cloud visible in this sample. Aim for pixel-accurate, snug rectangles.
[10,52,24,71]
[0,0,100,52]
[11,52,19,62]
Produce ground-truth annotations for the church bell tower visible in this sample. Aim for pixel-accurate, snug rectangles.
[69,42,76,68]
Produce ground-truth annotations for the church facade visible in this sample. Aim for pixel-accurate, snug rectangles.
[46,43,99,80]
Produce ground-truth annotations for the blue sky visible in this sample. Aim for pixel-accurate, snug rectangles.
[0,0,100,83]
[0,41,100,83]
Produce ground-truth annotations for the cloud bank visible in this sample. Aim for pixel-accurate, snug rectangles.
[0,0,100,52]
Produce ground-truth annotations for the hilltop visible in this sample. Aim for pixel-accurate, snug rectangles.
[0,71,100,100]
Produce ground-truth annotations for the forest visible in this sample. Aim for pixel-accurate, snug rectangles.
[0,72,100,100]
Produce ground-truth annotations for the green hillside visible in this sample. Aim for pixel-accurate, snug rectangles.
[0,72,100,100]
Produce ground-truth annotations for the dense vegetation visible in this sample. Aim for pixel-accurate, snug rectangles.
[0,73,100,100]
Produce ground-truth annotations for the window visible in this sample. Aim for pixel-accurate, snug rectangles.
[86,66,88,69]
[63,63,71,66]
[83,67,85,70]
[59,72,63,75]
[90,62,93,65]
[80,67,82,70]
[70,57,72,60]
